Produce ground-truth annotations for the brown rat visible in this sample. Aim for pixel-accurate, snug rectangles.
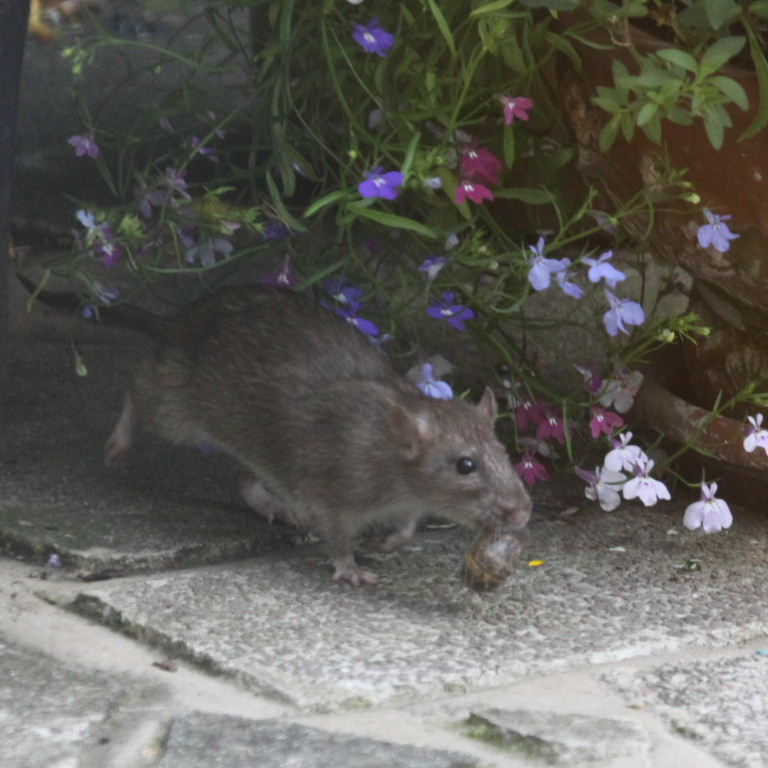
[105,285,532,584]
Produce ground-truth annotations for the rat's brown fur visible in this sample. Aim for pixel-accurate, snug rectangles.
[106,285,531,584]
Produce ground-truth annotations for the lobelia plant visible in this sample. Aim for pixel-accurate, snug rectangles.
[51,0,768,533]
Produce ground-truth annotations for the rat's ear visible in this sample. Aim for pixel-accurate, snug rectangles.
[391,405,434,460]
[477,386,498,423]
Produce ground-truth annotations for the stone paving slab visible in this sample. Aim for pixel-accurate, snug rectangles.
[66,502,768,711]
[604,653,768,768]
[0,336,308,576]
[0,637,137,768]
[157,714,480,768]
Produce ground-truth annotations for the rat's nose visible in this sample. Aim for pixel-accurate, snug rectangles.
[499,501,531,529]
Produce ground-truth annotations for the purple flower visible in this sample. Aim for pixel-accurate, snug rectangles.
[498,95,533,125]
[261,255,300,289]
[583,250,626,288]
[602,290,645,336]
[323,278,366,314]
[352,19,395,56]
[455,181,494,204]
[339,310,380,338]
[743,413,768,455]
[98,240,123,268]
[163,168,192,203]
[261,221,291,242]
[576,465,626,512]
[427,292,475,331]
[414,363,453,400]
[527,238,568,291]
[191,136,219,162]
[184,237,233,267]
[575,364,604,395]
[683,482,733,533]
[419,255,451,283]
[358,167,405,200]
[697,208,739,253]
[68,135,99,159]
[622,458,671,506]
[516,452,550,486]
[135,185,166,219]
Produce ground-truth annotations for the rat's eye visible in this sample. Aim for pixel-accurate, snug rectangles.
[456,456,477,475]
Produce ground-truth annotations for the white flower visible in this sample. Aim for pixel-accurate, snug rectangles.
[598,369,643,414]
[579,466,627,512]
[622,458,671,506]
[743,413,768,455]
[683,482,733,533]
[603,432,647,472]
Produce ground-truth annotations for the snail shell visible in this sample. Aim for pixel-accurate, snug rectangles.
[462,529,523,591]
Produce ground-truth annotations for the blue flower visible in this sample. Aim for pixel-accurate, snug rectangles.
[583,250,626,288]
[602,290,645,336]
[261,221,291,242]
[527,237,568,291]
[554,259,584,299]
[339,310,380,338]
[67,134,99,159]
[352,19,395,57]
[358,167,405,200]
[427,292,475,331]
[414,363,453,400]
[323,277,366,313]
[184,237,233,267]
[419,255,451,282]
[697,208,739,253]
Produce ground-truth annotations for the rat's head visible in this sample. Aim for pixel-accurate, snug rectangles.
[391,387,532,530]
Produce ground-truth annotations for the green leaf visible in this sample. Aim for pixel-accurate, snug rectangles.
[519,0,580,9]
[710,76,749,109]
[543,31,582,72]
[598,117,621,151]
[470,0,515,15]
[493,187,553,204]
[699,36,746,77]
[740,23,768,140]
[503,124,515,167]
[426,0,456,57]
[265,171,307,232]
[346,205,439,238]
[642,112,662,143]
[303,190,348,218]
[703,111,725,148]
[656,48,698,73]
[704,0,737,29]
[668,106,694,125]
[750,0,768,18]
[400,131,422,178]
[637,101,658,126]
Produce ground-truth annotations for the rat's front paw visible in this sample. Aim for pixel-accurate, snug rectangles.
[332,556,379,586]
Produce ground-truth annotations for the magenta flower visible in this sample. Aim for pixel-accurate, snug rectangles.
[68,134,99,159]
[498,95,534,126]
[358,168,405,200]
[515,399,545,431]
[583,250,626,289]
[459,145,503,185]
[589,406,624,438]
[697,208,739,253]
[427,292,475,330]
[455,181,494,205]
[535,408,566,445]
[683,482,733,533]
[352,20,395,57]
[603,290,645,336]
[516,452,550,486]
[261,255,300,289]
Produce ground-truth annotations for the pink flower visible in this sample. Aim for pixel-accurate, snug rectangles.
[498,95,534,126]
[589,406,624,438]
[535,408,566,444]
[459,145,503,185]
[455,181,494,205]
[515,452,550,486]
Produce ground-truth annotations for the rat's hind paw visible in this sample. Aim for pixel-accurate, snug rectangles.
[332,556,379,586]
